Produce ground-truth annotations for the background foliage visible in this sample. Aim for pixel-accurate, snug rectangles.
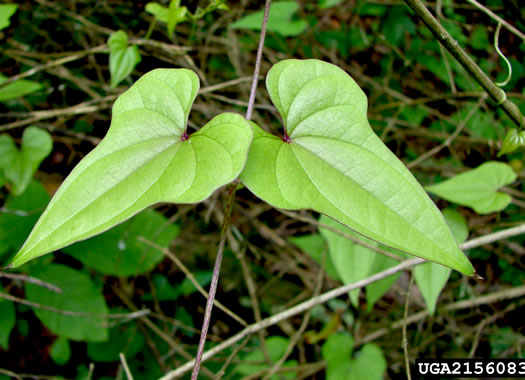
[0,0,524,379]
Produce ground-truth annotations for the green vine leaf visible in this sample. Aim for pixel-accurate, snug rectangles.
[498,128,525,157]
[425,161,516,214]
[0,4,17,30]
[0,126,53,195]
[0,74,43,102]
[11,69,253,268]
[25,263,109,342]
[229,1,307,37]
[108,30,141,88]
[240,59,473,275]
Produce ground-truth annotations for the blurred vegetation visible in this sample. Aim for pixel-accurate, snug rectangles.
[0,0,524,379]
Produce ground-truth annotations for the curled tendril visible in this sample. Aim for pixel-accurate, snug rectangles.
[494,23,512,87]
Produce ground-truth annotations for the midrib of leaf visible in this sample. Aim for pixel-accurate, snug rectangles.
[295,134,429,208]
[288,140,459,263]
[17,138,186,259]
[135,82,190,134]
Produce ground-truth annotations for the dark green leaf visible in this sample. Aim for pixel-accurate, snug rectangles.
[50,337,71,365]
[25,264,109,342]
[230,2,307,37]
[63,209,179,276]
[87,318,144,362]
[0,300,15,349]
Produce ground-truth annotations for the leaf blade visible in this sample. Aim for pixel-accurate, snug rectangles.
[241,59,473,275]
[425,161,516,214]
[12,69,253,267]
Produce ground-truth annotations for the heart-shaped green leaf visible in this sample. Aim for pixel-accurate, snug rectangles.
[0,126,53,195]
[425,161,516,214]
[25,263,109,342]
[108,30,141,88]
[240,59,473,275]
[11,69,253,268]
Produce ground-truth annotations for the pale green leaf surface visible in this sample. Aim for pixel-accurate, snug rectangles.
[414,208,468,314]
[167,0,187,36]
[145,2,169,22]
[0,4,17,30]
[108,30,142,87]
[442,209,469,244]
[25,264,109,342]
[229,2,307,37]
[0,300,15,349]
[240,59,473,275]
[12,69,253,267]
[425,161,516,214]
[62,209,179,276]
[0,74,43,102]
[320,215,376,306]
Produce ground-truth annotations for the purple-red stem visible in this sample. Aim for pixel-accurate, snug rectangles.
[190,1,272,379]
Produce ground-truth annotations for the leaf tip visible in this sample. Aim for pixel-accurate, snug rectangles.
[471,271,484,280]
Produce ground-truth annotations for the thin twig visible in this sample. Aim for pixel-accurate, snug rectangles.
[0,45,107,88]
[138,237,248,327]
[280,209,402,261]
[0,272,62,293]
[120,353,134,380]
[190,1,272,378]
[263,247,326,379]
[191,183,238,380]
[113,287,216,379]
[0,291,149,319]
[465,0,525,41]
[358,285,525,346]
[245,0,271,121]
[407,96,486,169]
[214,335,252,379]
[87,363,95,380]
[159,223,525,379]
[402,274,414,380]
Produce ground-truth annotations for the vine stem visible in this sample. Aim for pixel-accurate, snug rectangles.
[402,0,524,128]
[190,1,272,379]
